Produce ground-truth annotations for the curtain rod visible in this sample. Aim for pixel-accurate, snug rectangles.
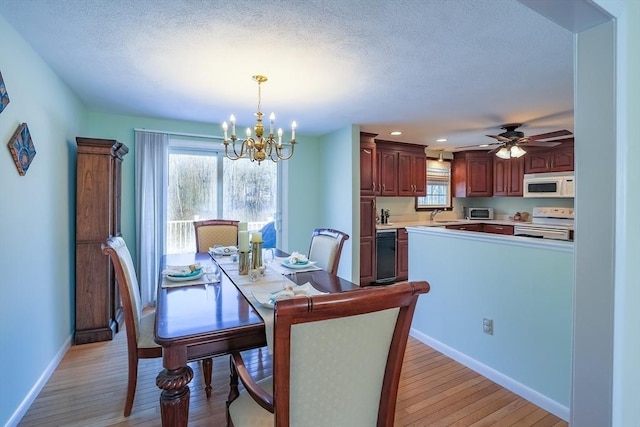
[133,128,224,140]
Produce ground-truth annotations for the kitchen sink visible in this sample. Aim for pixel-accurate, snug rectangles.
[434,220,466,223]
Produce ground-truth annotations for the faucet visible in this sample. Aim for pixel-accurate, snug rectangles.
[430,209,443,221]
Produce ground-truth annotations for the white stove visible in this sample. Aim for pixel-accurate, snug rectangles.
[514,207,574,241]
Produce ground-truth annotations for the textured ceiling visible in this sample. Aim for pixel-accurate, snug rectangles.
[0,0,575,150]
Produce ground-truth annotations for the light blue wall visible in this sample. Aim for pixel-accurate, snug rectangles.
[281,134,323,253]
[0,16,86,426]
[317,126,359,282]
[408,229,574,412]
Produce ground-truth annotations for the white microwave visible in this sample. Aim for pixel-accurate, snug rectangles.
[523,172,575,198]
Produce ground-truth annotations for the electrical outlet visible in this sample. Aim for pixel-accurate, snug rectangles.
[483,318,493,335]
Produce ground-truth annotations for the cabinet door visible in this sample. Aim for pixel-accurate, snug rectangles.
[397,152,414,196]
[360,197,376,285]
[360,197,375,239]
[412,154,427,196]
[524,151,550,174]
[360,144,377,196]
[466,157,493,197]
[360,238,375,285]
[550,147,574,171]
[396,228,409,281]
[493,158,509,196]
[378,149,398,196]
[507,157,524,196]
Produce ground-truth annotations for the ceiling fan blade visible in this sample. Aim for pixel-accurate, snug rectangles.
[455,142,500,149]
[523,141,562,147]
[486,134,511,143]
[545,137,574,144]
[528,129,573,141]
[488,145,503,154]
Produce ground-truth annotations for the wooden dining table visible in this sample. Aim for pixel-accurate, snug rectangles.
[154,250,359,426]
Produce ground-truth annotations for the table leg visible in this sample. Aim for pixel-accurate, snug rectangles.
[202,358,213,398]
[156,365,193,426]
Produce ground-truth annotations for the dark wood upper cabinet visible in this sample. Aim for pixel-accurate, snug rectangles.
[360,132,377,196]
[453,151,493,197]
[493,156,524,196]
[377,148,399,196]
[524,143,574,174]
[376,140,427,197]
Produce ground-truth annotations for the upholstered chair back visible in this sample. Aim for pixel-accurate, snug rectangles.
[307,228,350,275]
[227,281,430,427]
[193,219,239,252]
[105,236,143,342]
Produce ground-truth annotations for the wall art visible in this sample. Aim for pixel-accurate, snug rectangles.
[0,71,9,114]
[7,123,36,176]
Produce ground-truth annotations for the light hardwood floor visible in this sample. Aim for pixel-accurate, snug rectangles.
[18,331,567,426]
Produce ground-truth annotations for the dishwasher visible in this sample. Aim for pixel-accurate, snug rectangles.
[375,229,396,284]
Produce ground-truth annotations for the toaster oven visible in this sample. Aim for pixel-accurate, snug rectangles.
[466,208,494,220]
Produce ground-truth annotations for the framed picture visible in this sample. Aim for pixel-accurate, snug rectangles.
[0,71,9,114]
[7,123,36,176]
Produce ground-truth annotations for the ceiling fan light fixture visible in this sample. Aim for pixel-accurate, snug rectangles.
[510,145,526,158]
[495,147,511,159]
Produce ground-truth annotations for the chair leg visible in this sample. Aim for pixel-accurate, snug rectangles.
[202,358,213,398]
[124,354,138,417]
[226,355,239,426]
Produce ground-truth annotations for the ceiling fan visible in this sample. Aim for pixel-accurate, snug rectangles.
[457,123,573,159]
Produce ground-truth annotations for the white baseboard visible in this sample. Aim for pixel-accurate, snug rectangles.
[410,329,570,422]
[5,334,72,427]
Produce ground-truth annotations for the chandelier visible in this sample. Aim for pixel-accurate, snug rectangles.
[222,75,296,164]
[495,143,526,159]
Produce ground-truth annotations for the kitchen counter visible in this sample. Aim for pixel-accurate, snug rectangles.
[406,224,574,251]
[377,218,573,231]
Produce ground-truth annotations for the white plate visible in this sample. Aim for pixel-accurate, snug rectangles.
[165,270,205,282]
[210,246,238,256]
[281,259,317,270]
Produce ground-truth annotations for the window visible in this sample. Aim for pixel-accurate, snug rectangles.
[415,159,451,210]
[166,139,278,253]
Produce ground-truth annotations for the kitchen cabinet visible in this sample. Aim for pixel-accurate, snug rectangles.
[524,144,574,174]
[483,224,514,235]
[493,156,524,196]
[452,151,493,197]
[376,140,427,197]
[75,137,128,344]
[377,147,399,196]
[398,148,427,196]
[396,228,409,281]
[360,196,376,285]
[360,132,377,196]
[445,223,484,232]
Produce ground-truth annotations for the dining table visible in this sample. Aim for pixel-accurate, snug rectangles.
[154,249,360,426]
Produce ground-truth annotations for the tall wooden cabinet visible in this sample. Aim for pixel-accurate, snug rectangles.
[359,132,378,285]
[74,137,129,344]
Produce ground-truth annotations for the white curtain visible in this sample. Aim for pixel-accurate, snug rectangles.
[134,131,168,307]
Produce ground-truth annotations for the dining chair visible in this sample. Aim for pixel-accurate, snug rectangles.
[101,236,213,417]
[307,228,350,275]
[193,219,240,252]
[226,280,430,427]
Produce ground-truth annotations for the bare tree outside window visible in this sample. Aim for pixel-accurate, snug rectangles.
[166,148,278,254]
